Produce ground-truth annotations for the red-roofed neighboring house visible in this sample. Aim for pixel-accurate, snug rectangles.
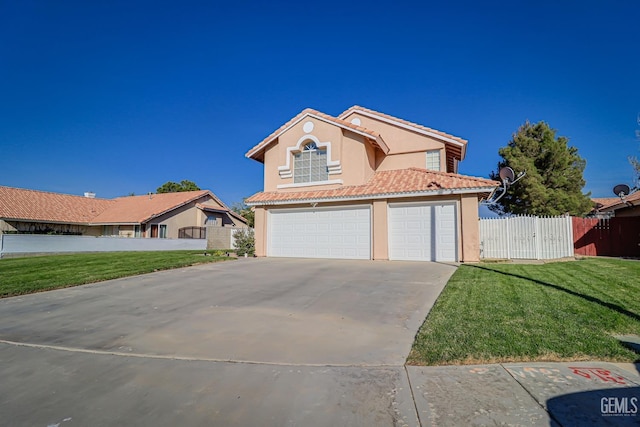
[0,187,248,239]
[592,192,640,218]
[245,106,498,262]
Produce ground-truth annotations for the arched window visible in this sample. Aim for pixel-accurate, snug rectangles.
[293,141,328,183]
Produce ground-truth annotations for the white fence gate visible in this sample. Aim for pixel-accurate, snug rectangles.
[479,215,574,260]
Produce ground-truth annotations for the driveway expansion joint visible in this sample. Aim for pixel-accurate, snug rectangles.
[0,339,405,369]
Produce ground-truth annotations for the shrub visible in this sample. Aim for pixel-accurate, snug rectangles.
[233,228,255,256]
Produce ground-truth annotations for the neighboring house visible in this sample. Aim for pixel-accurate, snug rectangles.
[245,105,498,262]
[592,193,640,218]
[0,187,247,238]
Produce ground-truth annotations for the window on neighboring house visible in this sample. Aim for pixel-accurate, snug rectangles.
[102,225,119,236]
[206,214,219,226]
[293,141,328,183]
[426,150,441,171]
[159,225,167,239]
[134,225,142,238]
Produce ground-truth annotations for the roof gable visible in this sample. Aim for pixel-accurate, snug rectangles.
[339,105,468,172]
[245,108,389,162]
[91,190,216,224]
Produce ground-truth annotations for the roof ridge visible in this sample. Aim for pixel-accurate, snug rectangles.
[404,167,497,184]
[338,105,467,145]
[0,185,113,200]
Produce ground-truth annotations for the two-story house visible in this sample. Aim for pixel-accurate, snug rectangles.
[245,106,497,262]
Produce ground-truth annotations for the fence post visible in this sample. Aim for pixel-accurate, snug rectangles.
[506,217,511,260]
[535,215,541,260]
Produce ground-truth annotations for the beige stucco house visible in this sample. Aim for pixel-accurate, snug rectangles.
[0,187,247,239]
[245,105,498,262]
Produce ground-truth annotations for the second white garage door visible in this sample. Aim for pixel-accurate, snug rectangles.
[268,206,371,259]
[388,202,458,262]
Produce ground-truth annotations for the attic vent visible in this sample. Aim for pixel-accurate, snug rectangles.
[84,192,96,198]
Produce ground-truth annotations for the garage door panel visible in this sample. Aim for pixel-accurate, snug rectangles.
[269,206,371,260]
[389,203,457,262]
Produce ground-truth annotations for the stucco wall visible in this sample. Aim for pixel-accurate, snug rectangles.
[263,118,377,192]
[376,151,434,171]
[613,205,640,217]
[254,206,267,257]
[341,112,446,154]
[460,194,480,262]
[144,195,226,239]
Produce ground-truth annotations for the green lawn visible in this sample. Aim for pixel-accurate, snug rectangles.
[408,258,640,365]
[0,251,232,298]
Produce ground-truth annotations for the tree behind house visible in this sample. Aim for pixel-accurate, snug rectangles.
[231,201,255,228]
[156,180,201,193]
[490,121,593,216]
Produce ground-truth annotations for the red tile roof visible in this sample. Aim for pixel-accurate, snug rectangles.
[245,108,389,161]
[246,168,497,205]
[593,192,640,212]
[91,190,215,224]
[0,186,240,225]
[592,197,620,208]
[0,186,114,224]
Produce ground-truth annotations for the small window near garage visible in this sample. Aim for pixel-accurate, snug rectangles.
[134,225,142,238]
[159,225,167,238]
[426,150,441,171]
[294,141,328,183]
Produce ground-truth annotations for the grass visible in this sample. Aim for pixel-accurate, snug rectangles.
[408,258,640,365]
[0,251,232,297]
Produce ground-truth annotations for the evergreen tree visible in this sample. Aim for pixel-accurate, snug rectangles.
[490,121,593,216]
[156,180,201,193]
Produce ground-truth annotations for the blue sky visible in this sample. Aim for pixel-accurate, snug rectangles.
[1,1,638,208]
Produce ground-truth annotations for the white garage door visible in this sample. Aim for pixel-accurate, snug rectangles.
[268,206,371,259]
[388,202,458,262]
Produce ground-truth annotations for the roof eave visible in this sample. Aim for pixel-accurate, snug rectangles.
[246,186,498,206]
[0,217,93,226]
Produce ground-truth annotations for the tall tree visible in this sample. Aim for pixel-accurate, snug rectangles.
[630,156,640,188]
[156,180,201,193]
[490,121,593,216]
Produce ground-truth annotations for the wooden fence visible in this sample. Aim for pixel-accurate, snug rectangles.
[573,217,640,257]
[479,215,574,260]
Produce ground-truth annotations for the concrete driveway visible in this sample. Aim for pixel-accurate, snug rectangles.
[0,258,456,426]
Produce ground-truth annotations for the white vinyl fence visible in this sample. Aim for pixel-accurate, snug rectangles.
[479,215,574,260]
[0,234,207,258]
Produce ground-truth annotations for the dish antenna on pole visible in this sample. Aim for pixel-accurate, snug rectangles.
[483,167,526,205]
[613,184,631,197]
[612,183,637,206]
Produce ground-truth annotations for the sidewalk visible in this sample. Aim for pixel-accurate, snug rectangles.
[407,361,640,426]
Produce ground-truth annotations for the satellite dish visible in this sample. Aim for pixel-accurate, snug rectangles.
[499,167,516,183]
[613,184,631,197]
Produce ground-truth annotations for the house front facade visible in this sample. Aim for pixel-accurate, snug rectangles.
[245,106,497,262]
[0,187,247,239]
